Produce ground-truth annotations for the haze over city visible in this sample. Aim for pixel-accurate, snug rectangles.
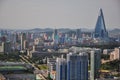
[0,0,120,29]
[0,1,120,79]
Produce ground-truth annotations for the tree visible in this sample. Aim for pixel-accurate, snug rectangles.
[47,72,53,80]
[101,60,120,71]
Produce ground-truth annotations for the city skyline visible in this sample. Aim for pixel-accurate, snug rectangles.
[0,0,120,29]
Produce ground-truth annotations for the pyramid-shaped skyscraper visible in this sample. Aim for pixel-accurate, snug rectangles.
[94,9,108,38]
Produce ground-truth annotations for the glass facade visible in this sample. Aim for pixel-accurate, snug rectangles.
[67,53,88,80]
[94,9,108,38]
[56,58,67,80]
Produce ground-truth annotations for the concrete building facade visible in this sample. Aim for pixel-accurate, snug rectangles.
[90,49,101,80]
[110,47,120,60]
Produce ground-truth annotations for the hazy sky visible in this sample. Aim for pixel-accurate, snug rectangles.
[0,0,120,29]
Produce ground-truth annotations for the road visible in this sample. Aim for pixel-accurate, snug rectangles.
[19,55,47,80]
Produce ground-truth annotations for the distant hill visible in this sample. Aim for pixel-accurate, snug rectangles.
[25,28,53,32]
[22,28,93,33]
[0,28,119,34]
[109,28,120,34]
[108,28,120,37]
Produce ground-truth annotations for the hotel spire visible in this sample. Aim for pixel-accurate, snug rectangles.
[94,8,108,38]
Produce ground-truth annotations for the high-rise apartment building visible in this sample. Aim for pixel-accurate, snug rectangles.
[67,52,88,80]
[53,29,59,44]
[47,58,56,72]
[0,42,4,53]
[56,57,67,80]
[90,49,101,80]
[21,33,26,50]
[0,41,11,54]
[76,29,82,40]
[47,58,56,79]
[23,40,28,49]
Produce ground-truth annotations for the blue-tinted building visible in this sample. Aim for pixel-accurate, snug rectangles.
[53,29,59,44]
[59,34,65,44]
[94,9,108,39]
[53,29,58,40]
[56,57,67,80]
[67,52,88,80]
[76,29,82,40]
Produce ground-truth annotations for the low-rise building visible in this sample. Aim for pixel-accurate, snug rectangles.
[110,47,120,60]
